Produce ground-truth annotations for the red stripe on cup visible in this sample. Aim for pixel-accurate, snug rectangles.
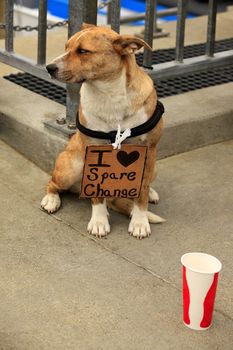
[183,266,190,325]
[200,272,219,328]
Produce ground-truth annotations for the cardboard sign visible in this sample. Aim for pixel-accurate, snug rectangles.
[80,144,147,199]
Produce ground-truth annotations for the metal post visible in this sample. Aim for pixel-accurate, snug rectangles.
[37,0,47,65]
[110,0,121,33]
[143,0,156,68]
[153,1,158,37]
[66,0,85,129]
[68,0,84,38]
[175,0,188,62]
[0,0,5,39]
[84,0,97,24]
[206,0,218,57]
[107,1,113,25]
[5,0,14,52]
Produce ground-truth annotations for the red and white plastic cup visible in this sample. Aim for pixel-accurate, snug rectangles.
[181,252,222,330]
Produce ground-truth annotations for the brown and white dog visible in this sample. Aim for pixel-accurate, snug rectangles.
[41,24,165,239]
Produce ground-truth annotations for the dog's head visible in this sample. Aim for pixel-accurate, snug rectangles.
[46,24,151,83]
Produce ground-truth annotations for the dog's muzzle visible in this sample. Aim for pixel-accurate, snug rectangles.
[46,63,58,77]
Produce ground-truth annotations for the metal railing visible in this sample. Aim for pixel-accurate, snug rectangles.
[149,0,233,80]
[0,0,233,133]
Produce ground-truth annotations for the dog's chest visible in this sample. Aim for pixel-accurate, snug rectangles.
[82,89,130,127]
[80,80,148,142]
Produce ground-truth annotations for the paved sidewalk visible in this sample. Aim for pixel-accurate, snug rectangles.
[0,139,233,350]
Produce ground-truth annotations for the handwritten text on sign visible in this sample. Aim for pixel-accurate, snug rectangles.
[80,145,147,198]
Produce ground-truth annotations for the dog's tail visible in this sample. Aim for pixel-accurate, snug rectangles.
[147,211,166,224]
[108,198,165,224]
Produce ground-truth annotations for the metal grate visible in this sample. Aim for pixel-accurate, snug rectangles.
[4,39,233,103]
[4,73,67,105]
[136,37,233,65]
[155,64,233,97]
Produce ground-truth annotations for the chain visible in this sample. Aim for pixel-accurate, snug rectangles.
[0,1,112,32]
[0,20,68,32]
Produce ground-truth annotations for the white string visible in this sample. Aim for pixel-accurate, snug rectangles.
[112,124,131,149]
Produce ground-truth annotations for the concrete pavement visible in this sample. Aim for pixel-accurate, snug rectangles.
[0,139,233,350]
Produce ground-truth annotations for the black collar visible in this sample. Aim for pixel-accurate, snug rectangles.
[76,100,165,143]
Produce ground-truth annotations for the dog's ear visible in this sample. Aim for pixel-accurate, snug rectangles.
[113,35,152,55]
[81,23,96,30]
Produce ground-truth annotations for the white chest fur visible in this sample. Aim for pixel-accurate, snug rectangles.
[80,71,148,136]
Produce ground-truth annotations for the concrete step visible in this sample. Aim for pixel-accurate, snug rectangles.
[0,77,232,173]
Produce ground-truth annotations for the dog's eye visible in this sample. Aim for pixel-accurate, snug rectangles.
[77,48,90,54]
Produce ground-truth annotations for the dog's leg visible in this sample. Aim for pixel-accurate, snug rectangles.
[149,187,159,204]
[41,146,84,213]
[148,157,159,204]
[128,146,157,239]
[87,198,110,238]
[41,180,62,213]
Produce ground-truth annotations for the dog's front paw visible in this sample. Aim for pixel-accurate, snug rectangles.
[41,193,61,213]
[87,217,110,238]
[128,215,151,239]
[87,201,110,238]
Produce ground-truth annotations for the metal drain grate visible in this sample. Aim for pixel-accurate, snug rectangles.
[4,38,233,103]
[5,72,67,105]
[156,64,233,97]
[136,37,233,65]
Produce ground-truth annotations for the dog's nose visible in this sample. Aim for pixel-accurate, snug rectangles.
[46,63,58,76]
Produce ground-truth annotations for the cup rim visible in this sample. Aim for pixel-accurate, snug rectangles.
[181,252,222,274]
